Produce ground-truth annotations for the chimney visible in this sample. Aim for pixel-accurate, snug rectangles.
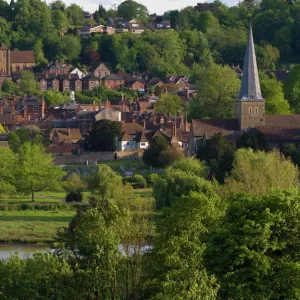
[77,104,81,111]
[171,122,177,137]
[132,117,136,123]
[98,103,101,111]
[23,106,27,118]
[0,102,3,114]
[143,119,146,129]
[153,115,157,125]
[160,115,164,125]
[41,95,45,118]
[67,127,71,136]
[185,86,189,101]
[105,100,111,109]
[11,102,15,114]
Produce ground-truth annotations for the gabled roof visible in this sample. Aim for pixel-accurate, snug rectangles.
[192,119,240,138]
[83,74,100,81]
[51,128,82,140]
[104,74,123,81]
[90,61,110,72]
[10,51,35,63]
[121,122,143,135]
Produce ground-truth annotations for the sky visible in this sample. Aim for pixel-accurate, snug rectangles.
[58,0,240,15]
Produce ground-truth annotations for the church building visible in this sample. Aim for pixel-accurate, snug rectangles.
[0,44,35,75]
[190,25,300,153]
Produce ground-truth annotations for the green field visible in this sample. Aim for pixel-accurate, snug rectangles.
[0,210,75,244]
[0,191,91,204]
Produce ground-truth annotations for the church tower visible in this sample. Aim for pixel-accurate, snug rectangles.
[0,44,10,75]
[235,24,265,130]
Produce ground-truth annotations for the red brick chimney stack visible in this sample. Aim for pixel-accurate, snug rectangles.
[105,99,111,109]
[67,127,71,136]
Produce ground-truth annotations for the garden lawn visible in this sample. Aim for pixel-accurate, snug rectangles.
[0,210,75,244]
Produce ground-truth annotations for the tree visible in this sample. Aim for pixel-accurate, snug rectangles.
[155,94,183,116]
[0,17,12,47]
[52,9,68,35]
[16,143,65,201]
[64,172,86,202]
[142,135,169,168]
[143,190,222,299]
[260,71,290,114]
[61,35,81,62]
[282,143,300,168]
[117,0,149,23]
[19,70,40,94]
[205,189,300,299]
[0,124,5,133]
[198,133,236,183]
[159,147,184,167]
[8,126,43,153]
[236,129,267,151]
[0,147,17,195]
[44,89,68,106]
[256,44,280,69]
[153,157,211,208]
[189,63,240,119]
[226,148,299,195]
[1,79,16,94]
[65,4,85,26]
[33,39,47,67]
[84,120,121,152]
[284,65,300,113]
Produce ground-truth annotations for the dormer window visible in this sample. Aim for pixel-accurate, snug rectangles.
[249,107,253,114]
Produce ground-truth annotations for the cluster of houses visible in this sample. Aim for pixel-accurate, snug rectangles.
[79,18,171,37]
[0,89,189,154]
[0,25,297,158]
[0,44,196,95]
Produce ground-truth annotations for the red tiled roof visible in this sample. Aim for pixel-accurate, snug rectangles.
[10,51,35,63]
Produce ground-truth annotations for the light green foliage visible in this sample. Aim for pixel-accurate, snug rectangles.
[256,43,280,69]
[44,89,68,106]
[1,79,16,94]
[52,9,68,34]
[0,17,11,47]
[206,189,300,299]
[8,126,43,153]
[19,70,40,94]
[189,63,240,119]
[0,124,5,133]
[0,147,17,195]
[226,148,299,195]
[155,94,183,116]
[63,172,86,193]
[16,143,65,201]
[196,10,220,33]
[117,0,149,23]
[153,157,212,208]
[260,71,290,114]
[144,190,222,299]
[284,65,300,113]
[65,4,85,26]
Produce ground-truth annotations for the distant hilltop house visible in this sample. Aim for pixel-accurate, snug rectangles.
[79,24,115,37]
[0,44,35,75]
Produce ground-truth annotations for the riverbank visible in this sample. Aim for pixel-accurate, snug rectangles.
[0,210,75,244]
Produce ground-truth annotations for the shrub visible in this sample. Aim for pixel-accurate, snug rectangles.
[66,191,83,202]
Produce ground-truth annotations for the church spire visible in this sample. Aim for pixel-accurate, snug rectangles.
[238,23,263,101]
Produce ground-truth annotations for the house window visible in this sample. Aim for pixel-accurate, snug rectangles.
[249,107,253,114]
[255,107,258,114]
[127,142,130,145]
[141,143,146,146]
[34,105,39,112]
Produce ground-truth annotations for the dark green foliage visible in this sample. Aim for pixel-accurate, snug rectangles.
[65,191,83,202]
[142,135,169,167]
[84,120,121,152]
[197,133,236,183]
[237,129,267,151]
[282,143,300,168]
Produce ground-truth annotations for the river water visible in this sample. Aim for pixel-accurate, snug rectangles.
[0,245,49,260]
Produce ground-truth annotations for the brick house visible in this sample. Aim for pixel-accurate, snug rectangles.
[103,74,125,89]
[69,75,82,92]
[90,61,111,78]
[16,95,45,120]
[83,75,100,91]
[59,76,70,92]
[128,79,145,90]
[45,61,71,76]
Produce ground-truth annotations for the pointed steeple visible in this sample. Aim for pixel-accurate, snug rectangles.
[238,24,263,101]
